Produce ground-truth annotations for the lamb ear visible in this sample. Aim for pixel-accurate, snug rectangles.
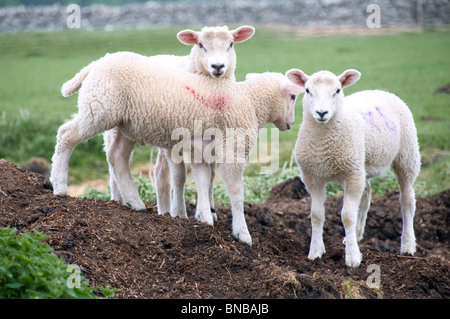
[338,69,361,88]
[232,26,255,43]
[286,69,309,88]
[280,79,304,95]
[177,29,199,45]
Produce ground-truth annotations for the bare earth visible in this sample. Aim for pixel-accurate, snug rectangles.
[0,159,448,299]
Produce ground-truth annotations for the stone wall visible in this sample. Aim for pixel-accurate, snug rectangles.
[0,0,448,32]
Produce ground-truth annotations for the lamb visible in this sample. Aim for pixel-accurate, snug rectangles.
[287,69,420,267]
[154,25,254,223]
[104,25,255,225]
[51,51,304,246]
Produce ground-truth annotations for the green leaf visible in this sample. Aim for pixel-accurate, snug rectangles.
[0,226,117,299]
[6,282,23,289]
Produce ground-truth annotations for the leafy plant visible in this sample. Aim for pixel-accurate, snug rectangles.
[81,157,411,207]
[80,187,111,201]
[133,175,157,204]
[324,170,401,197]
[0,227,118,299]
[369,170,400,196]
[82,159,302,206]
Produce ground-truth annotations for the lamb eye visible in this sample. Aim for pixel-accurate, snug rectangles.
[336,88,341,94]
[229,42,234,49]
[199,42,205,50]
[291,95,296,101]
[306,88,311,95]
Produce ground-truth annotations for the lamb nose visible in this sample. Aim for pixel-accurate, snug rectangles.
[316,111,328,118]
[211,63,225,71]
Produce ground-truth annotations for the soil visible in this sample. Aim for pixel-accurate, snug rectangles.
[0,159,448,299]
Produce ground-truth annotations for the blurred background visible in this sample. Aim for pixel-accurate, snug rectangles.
[1,0,449,31]
[0,0,449,203]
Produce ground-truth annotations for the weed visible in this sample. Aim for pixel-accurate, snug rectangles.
[0,227,118,299]
[81,157,427,206]
[340,279,365,299]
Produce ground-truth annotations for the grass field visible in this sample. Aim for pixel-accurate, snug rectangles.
[0,26,449,199]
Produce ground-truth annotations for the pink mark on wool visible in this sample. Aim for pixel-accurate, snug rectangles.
[185,86,229,111]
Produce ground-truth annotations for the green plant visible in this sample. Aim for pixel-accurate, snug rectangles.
[133,175,157,203]
[325,170,401,197]
[81,157,412,206]
[0,227,117,299]
[80,187,111,201]
[241,161,301,204]
[81,174,157,203]
[340,279,364,299]
[370,170,400,196]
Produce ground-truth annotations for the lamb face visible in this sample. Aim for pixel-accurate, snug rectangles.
[288,69,360,124]
[273,72,305,131]
[305,72,343,124]
[178,26,255,79]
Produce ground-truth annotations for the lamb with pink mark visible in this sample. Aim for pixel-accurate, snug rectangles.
[288,69,420,267]
[51,51,303,246]
[104,25,255,226]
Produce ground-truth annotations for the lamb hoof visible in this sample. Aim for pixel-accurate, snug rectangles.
[170,206,187,219]
[345,252,362,268]
[233,230,252,247]
[307,253,322,261]
[195,214,214,226]
[136,209,148,213]
[400,246,416,256]
[126,202,147,212]
[211,208,217,223]
[308,242,325,260]
[175,212,188,219]
[345,259,362,268]
[400,239,416,256]
[56,194,68,199]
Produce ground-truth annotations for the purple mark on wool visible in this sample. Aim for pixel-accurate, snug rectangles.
[361,111,380,132]
[375,106,397,133]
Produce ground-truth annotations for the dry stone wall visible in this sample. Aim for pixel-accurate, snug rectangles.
[0,0,448,32]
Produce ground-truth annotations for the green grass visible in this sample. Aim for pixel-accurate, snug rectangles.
[0,26,448,195]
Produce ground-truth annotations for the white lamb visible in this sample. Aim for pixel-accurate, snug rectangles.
[288,69,420,267]
[103,25,255,225]
[154,25,254,224]
[51,51,303,246]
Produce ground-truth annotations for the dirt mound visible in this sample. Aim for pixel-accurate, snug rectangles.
[0,159,449,299]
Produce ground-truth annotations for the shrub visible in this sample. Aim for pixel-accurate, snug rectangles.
[0,227,117,299]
